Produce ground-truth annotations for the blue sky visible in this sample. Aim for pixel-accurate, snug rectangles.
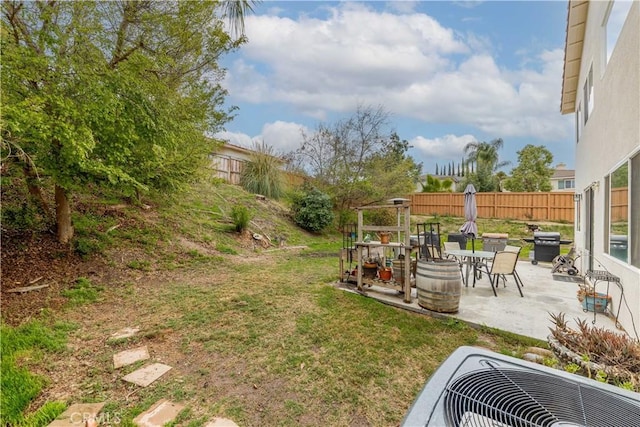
[216,1,575,175]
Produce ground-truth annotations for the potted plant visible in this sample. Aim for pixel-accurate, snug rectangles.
[577,285,611,313]
[363,257,378,279]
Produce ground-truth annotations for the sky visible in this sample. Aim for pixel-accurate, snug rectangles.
[215,0,577,176]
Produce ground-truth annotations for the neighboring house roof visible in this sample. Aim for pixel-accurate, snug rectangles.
[551,169,575,180]
[215,141,255,156]
[560,1,588,114]
[213,142,286,164]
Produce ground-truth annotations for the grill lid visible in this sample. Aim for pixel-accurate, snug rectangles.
[534,231,561,240]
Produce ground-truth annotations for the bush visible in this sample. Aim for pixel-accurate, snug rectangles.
[231,204,252,232]
[548,312,640,390]
[363,208,395,226]
[291,187,334,233]
[239,143,283,199]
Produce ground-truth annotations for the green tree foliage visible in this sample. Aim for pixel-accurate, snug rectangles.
[290,105,421,213]
[240,142,284,199]
[460,138,509,192]
[291,186,334,233]
[420,175,453,192]
[1,1,251,242]
[504,144,554,192]
[363,132,422,203]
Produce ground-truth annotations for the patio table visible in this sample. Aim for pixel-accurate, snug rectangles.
[444,249,495,287]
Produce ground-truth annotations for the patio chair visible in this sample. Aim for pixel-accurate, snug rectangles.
[444,242,462,259]
[443,241,465,278]
[479,251,524,297]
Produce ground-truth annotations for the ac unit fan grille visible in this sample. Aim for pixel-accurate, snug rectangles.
[444,367,640,427]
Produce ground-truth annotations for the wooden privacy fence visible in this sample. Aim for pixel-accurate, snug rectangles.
[410,192,575,222]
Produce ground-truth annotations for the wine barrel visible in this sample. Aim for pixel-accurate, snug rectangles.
[416,259,462,313]
[393,259,417,286]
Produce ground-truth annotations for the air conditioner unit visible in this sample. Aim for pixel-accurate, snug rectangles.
[402,346,640,427]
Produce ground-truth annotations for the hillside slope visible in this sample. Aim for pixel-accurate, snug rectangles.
[1,181,322,325]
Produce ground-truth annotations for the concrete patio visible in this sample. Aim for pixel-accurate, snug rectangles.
[337,259,624,342]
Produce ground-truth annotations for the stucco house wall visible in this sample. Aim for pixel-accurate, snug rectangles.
[563,1,639,336]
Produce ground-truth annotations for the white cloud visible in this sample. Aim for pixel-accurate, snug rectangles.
[215,121,309,156]
[260,121,308,154]
[223,2,573,161]
[411,134,476,160]
[213,130,259,148]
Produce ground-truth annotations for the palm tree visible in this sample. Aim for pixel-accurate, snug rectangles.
[222,0,260,37]
[463,138,510,174]
[461,138,510,192]
[420,175,454,192]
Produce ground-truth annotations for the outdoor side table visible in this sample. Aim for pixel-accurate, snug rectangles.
[585,270,621,326]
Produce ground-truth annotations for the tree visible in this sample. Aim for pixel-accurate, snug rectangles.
[1,1,253,243]
[420,175,453,192]
[504,145,554,192]
[461,138,510,192]
[291,105,421,213]
[364,132,422,202]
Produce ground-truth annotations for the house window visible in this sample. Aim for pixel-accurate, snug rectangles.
[558,179,575,190]
[631,153,640,267]
[604,1,633,66]
[583,66,594,123]
[576,104,582,142]
[606,154,639,268]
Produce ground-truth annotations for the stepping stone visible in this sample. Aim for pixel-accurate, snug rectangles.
[109,327,140,340]
[205,418,239,427]
[122,363,172,387]
[47,402,105,426]
[113,346,150,369]
[133,399,184,426]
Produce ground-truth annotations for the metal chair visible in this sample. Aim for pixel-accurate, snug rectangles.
[480,250,524,297]
[444,241,465,279]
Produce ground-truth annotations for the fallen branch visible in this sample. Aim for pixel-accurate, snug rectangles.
[264,245,308,253]
[7,283,50,294]
[106,224,122,233]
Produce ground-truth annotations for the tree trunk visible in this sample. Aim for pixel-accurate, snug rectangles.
[22,163,52,217]
[55,185,74,244]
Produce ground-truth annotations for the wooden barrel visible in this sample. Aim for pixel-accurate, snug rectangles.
[393,259,417,285]
[416,259,462,313]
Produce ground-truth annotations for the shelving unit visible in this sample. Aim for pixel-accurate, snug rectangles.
[354,201,414,303]
[585,270,622,326]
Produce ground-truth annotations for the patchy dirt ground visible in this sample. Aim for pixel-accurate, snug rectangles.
[1,220,326,424]
[1,230,101,325]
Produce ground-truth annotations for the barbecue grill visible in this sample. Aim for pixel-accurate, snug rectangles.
[523,232,572,265]
[402,346,640,427]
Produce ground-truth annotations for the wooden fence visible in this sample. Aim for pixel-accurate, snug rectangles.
[611,187,628,222]
[410,192,575,222]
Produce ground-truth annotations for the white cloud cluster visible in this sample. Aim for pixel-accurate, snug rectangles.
[411,134,477,160]
[222,2,573,166]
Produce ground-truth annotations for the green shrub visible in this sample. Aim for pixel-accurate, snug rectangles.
[291,187,334,233]
[231,204,251,232]
[336,209,356,229]
[363,208,395,226]
[239,143,283,199]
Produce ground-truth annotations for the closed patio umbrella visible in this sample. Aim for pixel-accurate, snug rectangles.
[460,184,478,249]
